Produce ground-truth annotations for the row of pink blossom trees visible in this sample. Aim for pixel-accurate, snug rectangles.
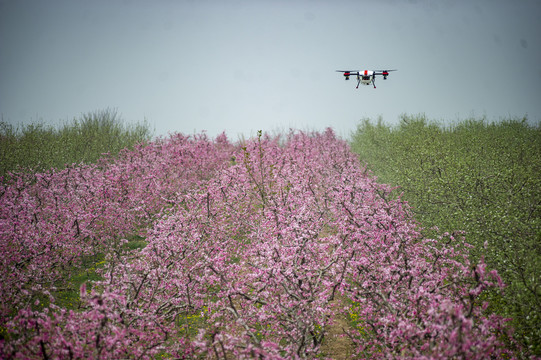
[1,129,516,358]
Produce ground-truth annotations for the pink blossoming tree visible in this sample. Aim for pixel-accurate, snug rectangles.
[1,129,516,359]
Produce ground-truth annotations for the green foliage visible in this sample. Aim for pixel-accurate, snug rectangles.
[0,109,153,179]
[349,114,541,356]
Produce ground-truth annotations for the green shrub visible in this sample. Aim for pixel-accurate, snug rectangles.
[0,109,153,179]
[350,114,541,356]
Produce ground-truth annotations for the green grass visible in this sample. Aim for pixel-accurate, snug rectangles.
[349,114,541,356]
[48,235,147,313]
[0,108,153,179]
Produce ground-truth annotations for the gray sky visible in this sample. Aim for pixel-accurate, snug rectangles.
[1,0,540,138]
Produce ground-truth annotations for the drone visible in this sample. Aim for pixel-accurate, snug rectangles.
[336,69,397,89]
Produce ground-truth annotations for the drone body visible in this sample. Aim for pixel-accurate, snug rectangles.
[336,69,396,89]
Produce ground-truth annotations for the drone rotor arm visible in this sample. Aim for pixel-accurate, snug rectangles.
[336,70,360,75]
[337,70,360,82]
[374,69,397,75]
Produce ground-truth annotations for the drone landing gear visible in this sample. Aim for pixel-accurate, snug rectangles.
[355,75,377,89]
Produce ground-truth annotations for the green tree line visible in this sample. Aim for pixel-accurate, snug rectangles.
[1,109,152,179]
[350,114,541,356]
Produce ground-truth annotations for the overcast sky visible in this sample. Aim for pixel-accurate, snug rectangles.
[1,0,540,138]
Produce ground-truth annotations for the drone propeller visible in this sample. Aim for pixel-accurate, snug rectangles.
[374,69,397,80]
[336,70,360,81]
[336,70,360,75]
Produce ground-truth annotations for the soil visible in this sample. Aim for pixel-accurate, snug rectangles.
[319,299,355,359]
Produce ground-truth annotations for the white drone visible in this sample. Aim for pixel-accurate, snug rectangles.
[336,69,397,89]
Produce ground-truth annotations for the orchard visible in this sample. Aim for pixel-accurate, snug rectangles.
[1,129,517,358]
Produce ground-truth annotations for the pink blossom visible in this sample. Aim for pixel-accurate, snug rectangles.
[0,130,517,359]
